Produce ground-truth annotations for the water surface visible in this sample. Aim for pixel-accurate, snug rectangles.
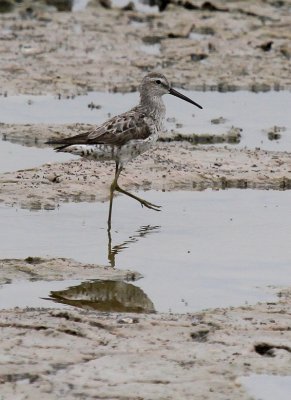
[240,374,291,400]
[1,91,291,312]
[1,91,290,151]
[0,139,75,174]
[1,189,291,312]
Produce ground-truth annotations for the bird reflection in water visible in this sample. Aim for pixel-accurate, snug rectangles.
[48,224,160,313]
[49,280,155,313]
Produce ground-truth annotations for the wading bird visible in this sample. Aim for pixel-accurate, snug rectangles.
[48,72,202,229]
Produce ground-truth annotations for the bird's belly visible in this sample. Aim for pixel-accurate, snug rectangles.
[117,133,158,164]
[61,133,158,164]
[63,144,117,161]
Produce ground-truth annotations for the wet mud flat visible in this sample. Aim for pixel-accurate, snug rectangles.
[1,139,291,209]
[0,0,291,95]
[1,289,291,399]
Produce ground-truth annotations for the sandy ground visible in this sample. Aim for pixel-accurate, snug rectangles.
[1,1,291,399]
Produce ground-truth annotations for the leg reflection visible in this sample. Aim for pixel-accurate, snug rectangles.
[46,226,160,312]
[107,224,160,268]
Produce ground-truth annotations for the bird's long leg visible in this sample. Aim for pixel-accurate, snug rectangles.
[107,163,122,231]
[115,184,161,211]
[108,164,161,230]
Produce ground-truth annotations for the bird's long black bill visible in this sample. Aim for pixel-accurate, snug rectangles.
[169,88,203,109]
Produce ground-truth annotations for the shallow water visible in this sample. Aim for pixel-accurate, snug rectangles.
[140,43,161,55]
[1,90,291,313]
[1,90,290,151]
[189,32,213,41]
[0,139,75,174]
[1,189,291,312]
[0,280,79,309]
[240,374,291,400]
[72,0,90,11]
[71,0,157,12]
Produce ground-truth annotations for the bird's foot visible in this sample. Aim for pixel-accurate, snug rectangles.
[115,185,162,212]
[138,199,161,211]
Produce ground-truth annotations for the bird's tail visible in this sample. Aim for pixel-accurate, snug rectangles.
[45,139,70,152]
[46,132,88,151]
[55,145,70,152]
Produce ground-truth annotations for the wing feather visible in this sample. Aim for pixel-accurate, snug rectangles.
[48,109,152,148]
[87,111,151,145]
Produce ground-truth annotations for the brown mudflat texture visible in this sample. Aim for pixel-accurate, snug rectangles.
[0,0,291,95]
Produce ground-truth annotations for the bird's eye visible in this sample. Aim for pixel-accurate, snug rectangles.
[156,79,161,85]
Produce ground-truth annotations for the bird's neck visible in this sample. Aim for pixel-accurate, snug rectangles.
[139,93,166,128]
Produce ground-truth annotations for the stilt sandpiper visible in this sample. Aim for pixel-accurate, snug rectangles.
[47,72,203,229]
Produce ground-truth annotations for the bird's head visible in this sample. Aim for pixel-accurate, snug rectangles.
[140,72,171,97]
[140,72,203,109]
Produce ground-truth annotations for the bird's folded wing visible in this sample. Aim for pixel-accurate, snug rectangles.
[47,110,152,148]
[87,111,152,146]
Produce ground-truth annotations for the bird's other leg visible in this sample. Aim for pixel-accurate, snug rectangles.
[107,163,122,231]
[115,184,161,212]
